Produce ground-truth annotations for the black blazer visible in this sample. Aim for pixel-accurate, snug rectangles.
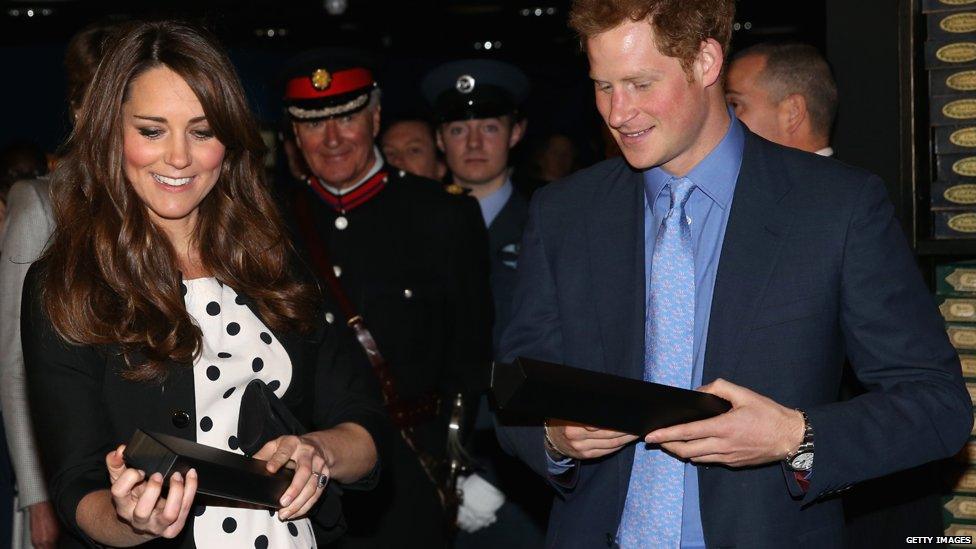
[496,131,972,547]
[20,262,388,548]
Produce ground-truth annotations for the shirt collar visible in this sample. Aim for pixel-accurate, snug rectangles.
[815,146,833,157]
[478,178,514,227]
[643,108,744,209]
[318,146,384,196]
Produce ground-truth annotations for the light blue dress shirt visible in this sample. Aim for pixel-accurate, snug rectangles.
[642,113,744,547]
[544,112,744,547]
[477,179,514,227]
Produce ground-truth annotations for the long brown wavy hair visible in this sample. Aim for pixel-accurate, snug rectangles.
[42,20,319,382]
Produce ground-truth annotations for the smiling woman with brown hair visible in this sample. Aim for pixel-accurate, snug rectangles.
[21,20,384,548]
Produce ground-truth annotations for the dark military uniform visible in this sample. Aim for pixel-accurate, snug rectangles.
[423,59,549,548]
[284,167,492,548]
[486,189,528,348]
[282,50,493,548]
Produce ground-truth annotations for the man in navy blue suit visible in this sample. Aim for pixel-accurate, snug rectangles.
[495,0,973,547]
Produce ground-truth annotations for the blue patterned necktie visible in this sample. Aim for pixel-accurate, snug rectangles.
[618,177,697,548]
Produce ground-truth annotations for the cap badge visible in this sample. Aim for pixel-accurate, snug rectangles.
[456,74,476,94]
[311,68,332,91]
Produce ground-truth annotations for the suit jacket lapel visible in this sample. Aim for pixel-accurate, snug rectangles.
[586,161,645,381]
[703,133,794,384]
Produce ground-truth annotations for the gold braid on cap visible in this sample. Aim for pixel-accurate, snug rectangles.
[288,94,369,120]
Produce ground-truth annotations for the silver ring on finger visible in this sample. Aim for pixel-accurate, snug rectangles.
[311,471,329,490]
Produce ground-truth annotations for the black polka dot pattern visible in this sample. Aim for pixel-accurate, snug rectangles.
[180,283,188,296]
[184,280,306,545]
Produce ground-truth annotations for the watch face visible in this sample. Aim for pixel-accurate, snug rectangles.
[791,452,814,471]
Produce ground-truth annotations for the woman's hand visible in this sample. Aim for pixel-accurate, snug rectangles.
[254,435,332,521]
[104,446,198,539]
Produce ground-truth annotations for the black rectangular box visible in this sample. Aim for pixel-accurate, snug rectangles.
[935,210,976,238]
[937,153,976,180]
[932,181,976,209]
[936,126,976,153]
[490,357,731,436]
[932,95,976,126]
[123,430,293,509]
[929,12,976,40]
[926,40,976,69]
[925,0,976,13]
[931,68,976,97]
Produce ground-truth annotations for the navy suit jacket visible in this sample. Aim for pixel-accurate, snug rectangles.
[496,131,972,548]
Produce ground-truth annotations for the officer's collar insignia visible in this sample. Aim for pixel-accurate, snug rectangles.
[456,74,476,94]
[311,68,332,91]
[445,183,465,195]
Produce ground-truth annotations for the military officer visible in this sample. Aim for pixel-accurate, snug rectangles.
[422,59,549,548]
[281,49,493,548]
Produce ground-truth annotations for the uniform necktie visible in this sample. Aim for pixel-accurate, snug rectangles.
[618,177,696,548]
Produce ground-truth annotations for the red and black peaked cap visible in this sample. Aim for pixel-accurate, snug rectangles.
[282,48,378,121]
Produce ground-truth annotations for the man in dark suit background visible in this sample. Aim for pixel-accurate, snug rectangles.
[495,0,972,547]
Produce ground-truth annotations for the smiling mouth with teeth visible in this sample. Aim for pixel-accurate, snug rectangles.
[622,127,652,138]
[152,173,193,187]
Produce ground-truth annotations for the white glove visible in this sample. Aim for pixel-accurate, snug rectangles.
[455,473,505,533]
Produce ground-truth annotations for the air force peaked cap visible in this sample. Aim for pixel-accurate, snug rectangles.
[281,48,378,121]
[421,59,529,124]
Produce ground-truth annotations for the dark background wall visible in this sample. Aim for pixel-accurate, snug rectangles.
[0,0,834,170]
[825,0,905,222]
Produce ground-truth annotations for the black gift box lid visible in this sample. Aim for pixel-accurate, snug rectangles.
[490,357,731,435]
[123,430,293,509]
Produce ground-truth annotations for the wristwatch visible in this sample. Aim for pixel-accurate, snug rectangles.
[543,419,569,461]
[785,409,814,472]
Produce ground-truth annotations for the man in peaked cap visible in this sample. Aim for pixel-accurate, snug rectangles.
[422,59,549,548]
[281,49,493,548]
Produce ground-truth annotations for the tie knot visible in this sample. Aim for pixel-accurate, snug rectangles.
[669,177,696,210]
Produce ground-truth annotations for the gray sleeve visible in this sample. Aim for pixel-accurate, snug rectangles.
[0,179,55,509]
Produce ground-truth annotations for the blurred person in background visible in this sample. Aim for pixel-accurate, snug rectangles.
[0,20,117,549]
[725,42,837,157]
[380,118,446,181]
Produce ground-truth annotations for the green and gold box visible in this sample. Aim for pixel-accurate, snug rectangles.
[948,324,976,350]
[941,298,976,322]
[938,261,976,295]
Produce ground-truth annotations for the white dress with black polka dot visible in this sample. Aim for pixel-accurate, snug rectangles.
[182,277,316,549]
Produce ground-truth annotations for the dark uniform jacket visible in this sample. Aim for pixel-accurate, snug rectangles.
[486,189,529,349]
[283,165,493,548]
[20,261,387,548]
